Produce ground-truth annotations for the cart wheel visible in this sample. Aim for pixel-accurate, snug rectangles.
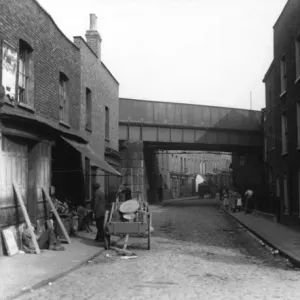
[147,214,151,250]
[104,234,111,250]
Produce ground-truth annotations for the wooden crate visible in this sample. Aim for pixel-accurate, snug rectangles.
[107,222,148,235]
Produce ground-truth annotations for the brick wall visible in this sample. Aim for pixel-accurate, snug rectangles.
[73,36,119,202]
[74,37,119,155]
[0,0,81,131]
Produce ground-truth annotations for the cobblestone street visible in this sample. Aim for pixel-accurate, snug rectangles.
[18,198,300,300]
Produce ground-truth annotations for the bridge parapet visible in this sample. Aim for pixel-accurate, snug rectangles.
[120,98,262,131]
[119,98,262,149]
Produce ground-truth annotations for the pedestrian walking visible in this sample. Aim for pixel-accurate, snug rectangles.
[244,189,254,214]
[93,183,106,241]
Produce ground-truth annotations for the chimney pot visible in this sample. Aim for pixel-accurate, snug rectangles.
[90,14,97,31]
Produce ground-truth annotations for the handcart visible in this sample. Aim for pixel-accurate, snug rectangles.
[103,197,152,251]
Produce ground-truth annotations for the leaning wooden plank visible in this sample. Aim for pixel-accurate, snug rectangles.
[12,183,40,254]
[123,234,129,250]
[42,187,71,244]
[109,203,115,223]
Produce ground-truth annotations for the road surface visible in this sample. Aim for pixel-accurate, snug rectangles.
[18,198,300,300]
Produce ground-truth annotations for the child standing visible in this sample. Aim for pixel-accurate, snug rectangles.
[223,192,229,211]
[236,192,242,212]
[230,190,237,212]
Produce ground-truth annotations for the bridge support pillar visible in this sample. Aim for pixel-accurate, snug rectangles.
[120,141,147,202]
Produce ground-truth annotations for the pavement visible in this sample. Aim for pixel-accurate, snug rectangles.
[0,229,104,300]
[225,209,300,267]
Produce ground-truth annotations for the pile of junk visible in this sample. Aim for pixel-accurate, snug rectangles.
[50,196,93,239]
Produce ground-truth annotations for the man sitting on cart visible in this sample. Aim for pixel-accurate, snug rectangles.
[93,183,106,242]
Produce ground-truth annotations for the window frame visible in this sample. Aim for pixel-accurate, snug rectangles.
[281,112,288,154]
[280,55,287,95]
[105,105,109,141]
[59,72,69,124]
[85,88,92,131]
[18,39,34,108]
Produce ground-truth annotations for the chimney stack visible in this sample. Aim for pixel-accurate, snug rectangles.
[86,14,102,59]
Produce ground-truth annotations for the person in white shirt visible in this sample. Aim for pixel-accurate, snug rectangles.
[244,189,254,214]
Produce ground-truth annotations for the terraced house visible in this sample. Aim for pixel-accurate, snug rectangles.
[0,0,120,250]
[263,0,300,225]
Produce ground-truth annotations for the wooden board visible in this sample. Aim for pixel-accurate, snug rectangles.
[13,183,40,254]
[2,228,19,256]
[42,188,71,244]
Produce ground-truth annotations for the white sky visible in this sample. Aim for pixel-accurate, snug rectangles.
[38,0,287,111]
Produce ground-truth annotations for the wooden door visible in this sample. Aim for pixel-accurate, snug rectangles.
[0,135,28,208]
[28,142,51,223]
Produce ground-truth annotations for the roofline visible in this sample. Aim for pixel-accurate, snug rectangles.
[273,0,290,29]
[33,0,79,50]
[73,36,119,85]
[119,98,261,113]
[263,59,275,83]
[101,62,119,85]
[74,36,99,59]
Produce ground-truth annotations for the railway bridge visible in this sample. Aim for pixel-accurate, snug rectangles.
[119,98,263,203]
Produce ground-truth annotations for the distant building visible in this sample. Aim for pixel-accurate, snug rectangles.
[155,151,232,200]
[263,0,300,225]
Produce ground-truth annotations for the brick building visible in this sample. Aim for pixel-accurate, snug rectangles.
[263,0,300,225]
[74,14,120,207]
[0,0,120,245]
[155,151,232,200]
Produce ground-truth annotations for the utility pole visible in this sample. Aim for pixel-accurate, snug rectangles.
[250,91,252,110]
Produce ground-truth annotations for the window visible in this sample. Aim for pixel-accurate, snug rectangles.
[281,112,288,154]
[18,40,34,106]
[283,173,289,214]
[280,56,287,94]
[2,42,18,101]
[181,178,185,186]
[296,38,300,80]
[297,102,300,147]
[59,72,69,123]
[85,88,92,130]
[105,106,109,140]
[180,157,183,172]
